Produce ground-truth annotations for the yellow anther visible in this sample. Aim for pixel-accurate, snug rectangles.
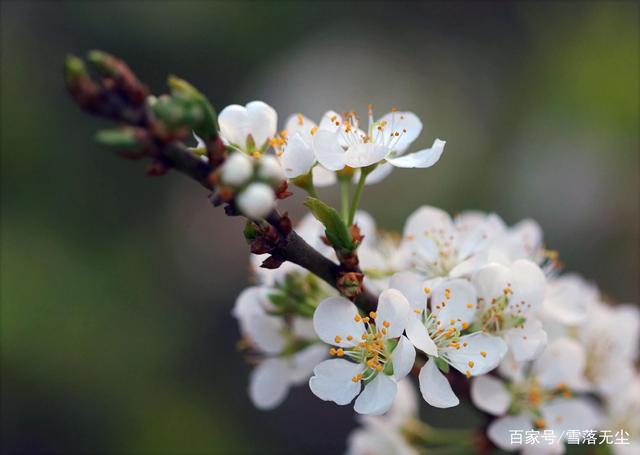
[461,322,469,330]
[381,328,387,335]
[465,370,471,379]
[336,348,344,357]
[391,106,397,112]
[383,321,390,328]
[363,317,370,323]
[463,342,468,347]
[329,348,337,355]
[369,311,377,319]
[468,361,475,368]
[361,334,367,340]
[450,319,455,325]
[251,151,261,158]
[346,335,353,341]
[424,287,431,294]
[297,113,304,126]
[480,351,487,358]
[414,309,421,314]
[351,376,359,383]
[466,303,474,309]
[354,314,362,322]
[310,126,318,136]
[376,364,383,371]
[534,418,546,429]
[334,335,342,344]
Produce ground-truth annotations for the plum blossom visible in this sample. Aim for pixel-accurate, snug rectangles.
[235,182,276,219]
[313,107,445,174]
[474,338,601,454]
[472,260,548,362]
[233,286,326,410]
[309,290,416,415]
[389,272,507,408]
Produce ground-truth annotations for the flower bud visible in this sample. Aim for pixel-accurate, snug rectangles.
[257,155,285,185]
[236,183,275,219]
[220,152,253,187]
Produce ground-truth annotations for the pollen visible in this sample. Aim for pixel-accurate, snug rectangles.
[354,314,362,322]
[465,370,471,379]
[310,126,318,136]
[461,322,469,330]
[336,348,344,357]
[468,361,475,368]
[369,311,377,319]
[466,303,473,309]
[297,113,304,126]
[414,309,421,314]
[534,418,546,429]
[424,287,431,294]
[346,335,353,341]
[480,351,487,358]
[329,348,337,355]
[334,335,342,344]
[383,321,390,328]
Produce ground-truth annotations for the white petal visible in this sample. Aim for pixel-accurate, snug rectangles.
[364,162,394,185]
[507,259,546,316]
[249,358,290,410]
[312,164,337,187]
[375,111,423,152]
[246,313,286,355]
[387,139,445,168]
[344,143,390,168]
[487,414,531,451]
[446,332,507,376]
[403,205,455,243]
[280,133,315,178]
[318,110,343,132]
[470,375,510,416]
[533,337,586,388]
[472,262,512,304]
[542,274,598,326]
[387,379,419,425]
[354,374,398,415]
[376,289,411,338]
[314,130,346,171]
[309,359,363,405]
[232,286,269,333]
[418,358,459,408]
[505,318,547,362]
[290,317,317,341]
[313,297,365,347]
[220,151,254,187]
[218,104,249,147]
[389,271,427,312]
[391,336,416,380]
[430,279,477,331]
[246,100,277,148]
[284,113,317,144]
[405,317,438,356]
[289,344,328,384]
[541,398,602,434]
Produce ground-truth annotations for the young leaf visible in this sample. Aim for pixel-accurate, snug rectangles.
[304,197,354,251]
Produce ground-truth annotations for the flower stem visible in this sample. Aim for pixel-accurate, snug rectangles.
[348,165,375,225]
[340,177,350,222]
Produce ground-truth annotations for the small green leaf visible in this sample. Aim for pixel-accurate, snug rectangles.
[383,361,394,376]
[243,220,258,242]
[304,197,354,251]
[167,75,219,141]
[435,357,450,373]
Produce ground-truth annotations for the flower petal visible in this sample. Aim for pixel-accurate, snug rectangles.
[284,113,317,144]
[418,358,459,408]
[391,336,416,380]
[344,143,390,168]
[507,259,546,316]
[505,318,547,362]
[389,271,427,312]
[313,297,365,347]
[487,414,531,450]
[387,139,445,168]
[540,398,602,435]
[249,358,290,410]
[289,344,329,384]
[470,375,511,416]
[472,262,512,304]
[405,316,438,356]
[364,162,394,185]
[354,373,398,415]
[309,359,364,405]
[314,130,346,171]
[280,133,315,178]
[532,337,586,388]
[317,110,343,132]
[246,101,277,148]
[376,289,411,338]
[246,312,287,355]
[312,165,337,187]
[446,332,507,376]
[430,279,477,331]
[218,104,250,147]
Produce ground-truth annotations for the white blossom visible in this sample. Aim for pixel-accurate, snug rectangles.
[218,101,277,152]
[236,182,275,219]
[220,151,253,187]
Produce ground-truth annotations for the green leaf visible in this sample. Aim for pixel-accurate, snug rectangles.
[243,220,258,242]
[95,128,142,150]
[304,197,354,251]
[435,356,450,373]
[167,75,219,141]
[383,361,394,376]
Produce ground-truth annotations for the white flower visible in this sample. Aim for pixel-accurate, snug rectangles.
[399,206,507,277]
[346,380,420,455]
[220,151,253,187]
[472,260,548,362]
[604,374,640,455]
[309,290,416,415]
[313,107,445,172]
[233,286,327,410]
[218,101,277,152]
[540,274,599,326]
[389,272,507,408]
[473,338,600,453]
[236,182,275,219]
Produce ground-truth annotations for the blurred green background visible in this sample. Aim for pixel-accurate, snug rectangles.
[1,1,638,454]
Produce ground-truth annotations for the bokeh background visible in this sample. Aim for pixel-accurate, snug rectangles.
[2,1,638,454]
